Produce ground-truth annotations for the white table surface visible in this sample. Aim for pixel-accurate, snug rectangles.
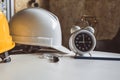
[0,51,120,80]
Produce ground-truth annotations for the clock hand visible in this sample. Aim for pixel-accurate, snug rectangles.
[78,41,84,43]
[82,34,85,43]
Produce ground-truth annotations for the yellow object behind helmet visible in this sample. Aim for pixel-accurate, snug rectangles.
[0,12,15,54]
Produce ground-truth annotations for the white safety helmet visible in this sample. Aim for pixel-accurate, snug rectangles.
[10,8,73,54]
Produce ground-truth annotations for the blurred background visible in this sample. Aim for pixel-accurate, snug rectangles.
[1,0,120,53]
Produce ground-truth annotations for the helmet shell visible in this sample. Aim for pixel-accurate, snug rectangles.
[0,12,15,53]
[10,8,74,54]
[10,8,61,47]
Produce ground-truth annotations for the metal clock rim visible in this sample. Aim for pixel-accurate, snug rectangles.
[69,30,96,55]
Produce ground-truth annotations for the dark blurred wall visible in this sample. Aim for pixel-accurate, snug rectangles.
[49,0,86,47]
[84,0,120,40]
[49,0,120,47]
[15,0,120,48]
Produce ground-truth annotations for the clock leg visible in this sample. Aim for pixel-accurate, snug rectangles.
[74,52,92,59]
[75,53,84,57]
[88,52,92,57]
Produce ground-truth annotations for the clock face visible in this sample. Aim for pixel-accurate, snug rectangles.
[74,32,93,52]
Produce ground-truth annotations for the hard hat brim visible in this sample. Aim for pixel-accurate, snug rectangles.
[52,46,75,55]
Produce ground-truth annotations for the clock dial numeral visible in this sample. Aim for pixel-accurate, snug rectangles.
[79,47,81,49]
[76,44,79,47]
[79,35,81,37]
[89,41,92,43]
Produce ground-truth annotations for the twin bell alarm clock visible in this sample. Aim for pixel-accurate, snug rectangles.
[69,26,96,56]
